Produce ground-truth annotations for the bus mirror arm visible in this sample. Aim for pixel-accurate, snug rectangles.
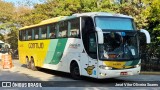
[96,27,104,44]
[139,29,151,44]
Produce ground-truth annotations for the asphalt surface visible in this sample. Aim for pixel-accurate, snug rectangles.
[0,59,160,90]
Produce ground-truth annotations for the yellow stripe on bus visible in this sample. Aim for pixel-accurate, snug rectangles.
[104,61,126,69]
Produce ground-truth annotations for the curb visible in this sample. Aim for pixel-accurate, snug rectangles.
[140,71,160,75]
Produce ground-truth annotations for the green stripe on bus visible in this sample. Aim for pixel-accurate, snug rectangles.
[130,60,140,66]
[125,61,133,66]
[50,38,68,65]
[44,39,58,64]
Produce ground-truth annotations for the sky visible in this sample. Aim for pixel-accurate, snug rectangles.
[4,0,45,7]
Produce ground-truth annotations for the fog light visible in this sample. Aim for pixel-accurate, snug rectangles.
[100,73,107,76]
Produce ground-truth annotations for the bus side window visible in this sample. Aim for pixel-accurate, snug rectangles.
[28,30,32,40]
[82,17,96,59]
[32,29,34,40]
[19,31,22,41]
[68,18,80,38]
[88,33,97,59]
[19,30,26,41]
[59,21,68,38]
[26,30,28,40]
[49,24,56,39]
[89,34,97,52]
[23,31,26,40]
[34,28,39,40]
[41,26,47,39]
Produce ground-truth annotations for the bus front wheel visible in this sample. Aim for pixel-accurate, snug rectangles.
[70,62,81,80]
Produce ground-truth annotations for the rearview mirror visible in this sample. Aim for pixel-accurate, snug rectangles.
[139,29,151,44]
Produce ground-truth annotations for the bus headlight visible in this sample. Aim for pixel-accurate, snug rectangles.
[99,65,112,70]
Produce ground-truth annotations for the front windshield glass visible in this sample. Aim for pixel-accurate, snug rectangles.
[95,17,134,30]
[99,31,139,60]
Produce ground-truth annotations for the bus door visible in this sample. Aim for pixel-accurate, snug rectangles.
[81,17,98,78]
[80,48,90,77]
[80,32,98,78]
[88,32,98,78]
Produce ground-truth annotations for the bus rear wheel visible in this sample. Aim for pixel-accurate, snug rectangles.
[70,62,81,80]
[30,58,38,71]
[26,58,31,69]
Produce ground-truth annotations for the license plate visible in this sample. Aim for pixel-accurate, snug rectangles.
[120,72,128,75]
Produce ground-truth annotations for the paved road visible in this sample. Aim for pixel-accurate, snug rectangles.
[0,59,160,90]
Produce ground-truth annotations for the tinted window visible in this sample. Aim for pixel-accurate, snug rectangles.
[34,28,39,39]
[19,30,26,41]
[59,21,68,37]
[68,18,80,38]
[41,26,47,39]
[28,30,32,40]
[95,17,134,30]
[49,24,57,39]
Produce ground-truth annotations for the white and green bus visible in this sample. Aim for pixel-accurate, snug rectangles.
[18,12,150,79]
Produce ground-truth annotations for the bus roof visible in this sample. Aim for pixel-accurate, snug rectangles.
[20,12,132,30]
[72,12,132,18]
[20,16,68,30]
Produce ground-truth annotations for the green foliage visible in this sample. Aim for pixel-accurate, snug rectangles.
[146,0,160,45]
[0,33,4,41]
[7,28,18,49]
[0,1,14,23]
[0,1,15,32]
[0,0,160,51]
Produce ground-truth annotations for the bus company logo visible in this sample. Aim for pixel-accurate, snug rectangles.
[28,43,44,49]
[69,44,80,49]
[113,63,122,66]
[85,65,95,75]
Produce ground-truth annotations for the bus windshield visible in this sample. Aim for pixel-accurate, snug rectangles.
[95,17,134,30]
[99,31,139,60]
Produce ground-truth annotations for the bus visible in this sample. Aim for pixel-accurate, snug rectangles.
[18,12,150,79]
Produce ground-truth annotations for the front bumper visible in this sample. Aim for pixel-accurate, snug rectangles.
[97,67,140,79]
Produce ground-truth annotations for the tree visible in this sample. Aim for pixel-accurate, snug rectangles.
[0,0,159,54]
[147,0,160,57]
[0,1,15,35]
[0,1,31,49]
[6,28,18,49]
[0,33,4,41]
[0,1,14,23]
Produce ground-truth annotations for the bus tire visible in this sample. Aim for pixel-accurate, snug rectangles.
[70,61,81,80]
[30,58,38,71]
[26,58,31,69]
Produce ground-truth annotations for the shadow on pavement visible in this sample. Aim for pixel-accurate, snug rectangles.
[0,59,138,87]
